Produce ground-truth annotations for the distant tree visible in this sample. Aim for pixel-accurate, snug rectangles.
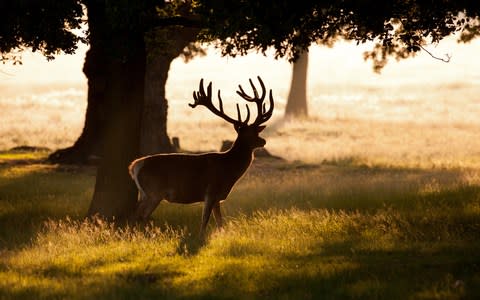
[285,50,309,118]
[2,0,479,221]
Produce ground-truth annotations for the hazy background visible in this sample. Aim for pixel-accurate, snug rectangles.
[1,36,479,166]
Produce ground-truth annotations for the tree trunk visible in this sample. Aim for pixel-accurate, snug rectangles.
[85,2,145,220]
[141,54,173,156]
[85,10,199,219]
[87,45,145,220]
[47,5,108,164]
[140,27,199,156]
[285,50,309,118]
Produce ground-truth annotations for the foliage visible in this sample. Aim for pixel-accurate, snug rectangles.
[195,1,480,69]
[0,0,85,62]
[2,0,479,67]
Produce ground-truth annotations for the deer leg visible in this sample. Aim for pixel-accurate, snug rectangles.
[213,202,223,228]
[134,192,161,221]
[141,197,162,220]
[200,195,216,236]
[134,192,149,220]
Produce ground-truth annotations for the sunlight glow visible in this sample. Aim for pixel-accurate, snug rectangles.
[0,36,479,167]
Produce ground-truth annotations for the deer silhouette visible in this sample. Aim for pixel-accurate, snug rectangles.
[129,76,274,235]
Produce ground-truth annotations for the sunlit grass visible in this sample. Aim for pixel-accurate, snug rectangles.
[1,150,480,298]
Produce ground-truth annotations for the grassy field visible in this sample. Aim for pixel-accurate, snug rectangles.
[1,41,480,298]
[0,149,479,299]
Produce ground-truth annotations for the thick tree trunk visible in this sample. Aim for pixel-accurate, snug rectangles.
[85,1,145,220]
[285,50,309,118]
[141,54,175,156]
[140,27,199,156]
[87,43,145,219]
[47,5,108,164]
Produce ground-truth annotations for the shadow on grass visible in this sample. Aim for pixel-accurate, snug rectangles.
[0,163,94,248]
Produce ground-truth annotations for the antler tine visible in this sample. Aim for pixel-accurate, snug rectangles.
[189,78,210,108]
[262,89,274,120]
[251,87,274,126]
[236,76,273,126]
[217,90,224,113]
[254,76,266,101]
[236,76,266,103]
[249,78,259,99]
[235,103,250,124]
[190,78,246,127]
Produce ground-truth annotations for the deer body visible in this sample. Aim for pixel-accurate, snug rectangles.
[129,76,273,235]
[130,144,253,205]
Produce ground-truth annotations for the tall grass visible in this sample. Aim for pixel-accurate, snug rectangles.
[1,152,480,299]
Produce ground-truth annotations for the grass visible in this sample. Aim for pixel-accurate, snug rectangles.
[1,151,480,299]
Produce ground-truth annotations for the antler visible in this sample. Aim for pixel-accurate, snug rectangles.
[189,79,250,128]
[236,76,274,126]
[190,76,274,128]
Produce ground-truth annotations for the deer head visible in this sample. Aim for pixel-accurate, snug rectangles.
[189,76,274,150]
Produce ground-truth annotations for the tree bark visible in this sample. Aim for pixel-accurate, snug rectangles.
[141,53,173,156]
[84,9,199,219]
[140,27,199,156]
[285,50,309,118]
[85,2,145,220]
[87,45,146,220]
[47,1,109,165]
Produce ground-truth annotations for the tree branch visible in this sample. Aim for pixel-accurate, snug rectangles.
[416,43,451,63]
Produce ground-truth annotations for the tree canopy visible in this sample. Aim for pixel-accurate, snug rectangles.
[2,1,479,67]
[196,1,480,70]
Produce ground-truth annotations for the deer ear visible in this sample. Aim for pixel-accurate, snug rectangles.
[257,125,266,133]
[234,124,241,133]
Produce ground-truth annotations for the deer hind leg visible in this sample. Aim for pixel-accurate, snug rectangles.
[141,197,162,220]
[134,191,161,221]
[200,194,217,236]
[213,202,223,228]
[134,192,149,220]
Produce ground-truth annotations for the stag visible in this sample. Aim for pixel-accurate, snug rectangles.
[128,76,274,235]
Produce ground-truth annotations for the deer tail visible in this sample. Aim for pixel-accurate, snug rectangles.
[128,159,147,199]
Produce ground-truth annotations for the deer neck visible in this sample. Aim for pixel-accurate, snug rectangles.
[226,139,254,166]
